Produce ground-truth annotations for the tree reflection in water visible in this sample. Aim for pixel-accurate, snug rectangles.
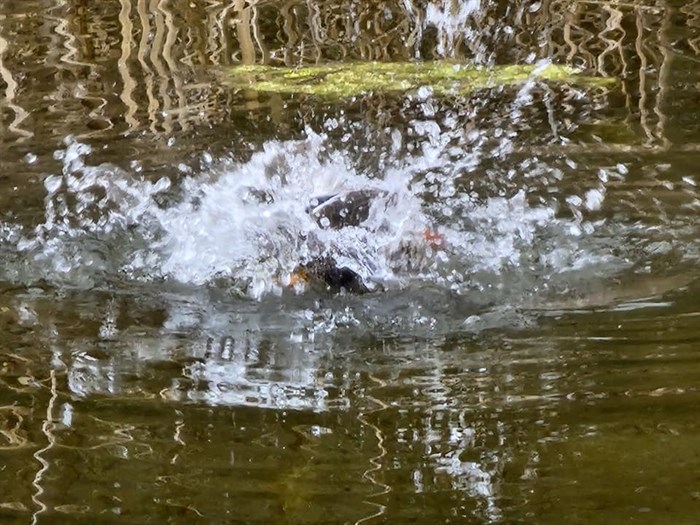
[1,0,700,524]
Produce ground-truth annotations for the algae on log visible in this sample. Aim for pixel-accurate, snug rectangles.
[225,61,616,99]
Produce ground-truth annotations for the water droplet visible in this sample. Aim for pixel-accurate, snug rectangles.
[44,175,62,194]
[584,189,605,211]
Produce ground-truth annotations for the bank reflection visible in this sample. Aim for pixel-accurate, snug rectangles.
[0,0,692,148]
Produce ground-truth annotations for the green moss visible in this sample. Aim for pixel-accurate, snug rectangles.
[225,61,617,99]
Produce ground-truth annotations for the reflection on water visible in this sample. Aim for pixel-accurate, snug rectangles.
[2,283,699,523]
[1,0,700,524]
[0,0,693,146]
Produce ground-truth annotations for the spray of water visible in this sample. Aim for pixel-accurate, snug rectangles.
[4,67,694,331]
[8,128,603,304]
[1,88,591,301]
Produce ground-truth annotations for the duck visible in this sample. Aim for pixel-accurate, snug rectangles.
[290,188,443,294]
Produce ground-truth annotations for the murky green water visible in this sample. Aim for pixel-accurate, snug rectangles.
[1,1,699,523]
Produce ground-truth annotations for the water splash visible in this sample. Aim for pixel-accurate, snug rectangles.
[4,75,696,329]
[7,134,436,297]
[425,0,482,58]
[8,125,603,305]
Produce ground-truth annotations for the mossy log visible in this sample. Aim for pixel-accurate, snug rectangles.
[225,61,616,99]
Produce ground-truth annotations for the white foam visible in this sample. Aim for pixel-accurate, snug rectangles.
[8,124,625,304]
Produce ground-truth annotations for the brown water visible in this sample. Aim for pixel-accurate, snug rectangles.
[1,1,699,524]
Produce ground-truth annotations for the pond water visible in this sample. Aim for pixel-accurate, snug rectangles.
[1,0,699,523]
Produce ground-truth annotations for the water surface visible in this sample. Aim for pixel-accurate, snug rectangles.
[1,1,699,523]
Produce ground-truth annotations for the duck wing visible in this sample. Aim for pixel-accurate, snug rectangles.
[307,189,389,229]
